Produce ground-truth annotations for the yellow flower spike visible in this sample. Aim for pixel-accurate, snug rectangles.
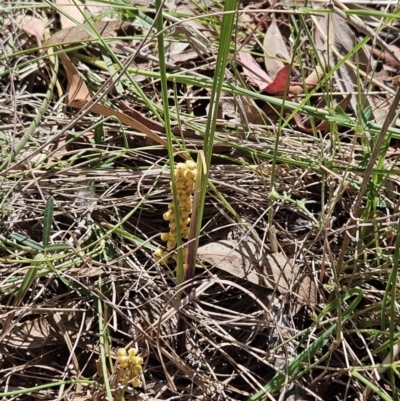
[155,159,198,266]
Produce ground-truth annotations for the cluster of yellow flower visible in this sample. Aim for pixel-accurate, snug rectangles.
[117,348,143,388]
[154,160,197,265]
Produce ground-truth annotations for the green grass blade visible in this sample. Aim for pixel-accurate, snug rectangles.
[42,196,54,249]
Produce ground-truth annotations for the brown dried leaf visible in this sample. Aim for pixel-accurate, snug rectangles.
[289,66,325,95]
[2,317,59,349]
[59,52,182,154]
[314,12,372,112]
[295,93,352,133]
[43,21,129,47]
[56,0,112,29]
[368,44,400,68]
[56,0,85,29]
[197,240,316,305]
[263,17,291,80]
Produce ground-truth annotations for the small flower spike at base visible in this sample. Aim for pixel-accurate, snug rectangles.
[117,347,143,388]
[154,160,197,266]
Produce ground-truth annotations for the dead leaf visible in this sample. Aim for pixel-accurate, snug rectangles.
[313,12,371,112]
[56,0,85,29]
[2,317,59,348]
[367,43,400,68]
[197,239,316,305]
[368,95,392,125]
[289,66,325,95]
[56,0,112,29]
[165,41,190,63]
[6,16,47,46]
[119,100,164,132]
[263,65,291,94]
[239,51,271,91]
[58,52,183,153]
[294,93,352,133]
[263,17,291,80]
[43,21,129,47]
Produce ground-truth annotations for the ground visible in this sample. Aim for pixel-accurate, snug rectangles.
[0,1,399,400]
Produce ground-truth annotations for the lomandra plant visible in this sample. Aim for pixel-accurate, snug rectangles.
[154,0,239,350]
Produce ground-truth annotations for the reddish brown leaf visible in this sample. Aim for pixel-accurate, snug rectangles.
[263,65,291,94]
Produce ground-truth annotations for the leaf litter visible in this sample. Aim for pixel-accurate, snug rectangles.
[1,1,400,401]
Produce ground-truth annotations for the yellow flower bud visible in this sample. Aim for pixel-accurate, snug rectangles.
[180,210,190,219]
[118,355,129,365]
[131,365,142,375]
[186,160,196,170]
[132,378,141,387]
[167,240,176,250]
[128,348,138,357]
[154,248,164,257]
[176,162,186,170]
[117,349,127,356]
[130,356,143,365]
[160,232,169,241]
[179,199,190,209]
[185,178,194,188]
[180,217,190,226]
[169,221,176,230]
[163,211,172,220]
